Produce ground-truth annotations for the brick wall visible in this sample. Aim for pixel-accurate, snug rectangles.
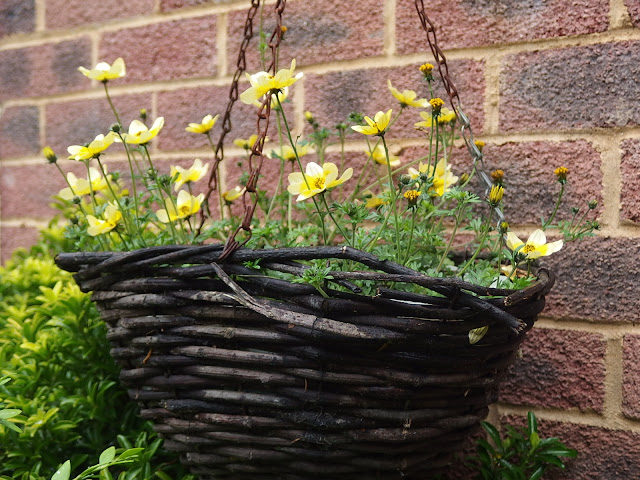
[1,0,640,477]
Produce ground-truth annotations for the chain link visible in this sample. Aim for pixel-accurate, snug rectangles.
[202,0,286,260]
[414,0,505,224]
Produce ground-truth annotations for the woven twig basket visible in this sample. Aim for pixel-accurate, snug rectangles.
[55,244,553,479]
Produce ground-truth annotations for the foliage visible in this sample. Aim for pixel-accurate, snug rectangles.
[468,412,577,480]
[0,241,188,480]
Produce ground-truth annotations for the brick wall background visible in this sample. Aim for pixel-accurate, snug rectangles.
[1,0,640,477]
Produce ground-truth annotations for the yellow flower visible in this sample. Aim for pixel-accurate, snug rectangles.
[491,169,504,185]
[351,109,393,136]
[429,98,445,114]
[287,162,353,202]
[404,189,421,207]
[387,80,428,108]
[78,58,126,82]
[475,140,486,152]
[86,203,121,236]
[415,108,456,128]
[233,135,260,150]
[156,190,204,223]
[170,158,209,191]
[273,143,311,162]
[185,114,219,134]
[67,132,117,161]
[555,166,569,183]
[408,159,458,196]
[58,167,109,200]
[488,185,504,206]
[222,186,245,203]
[419,63,434,76]
[365,195,386,209]
[120,117,164,145]
[506,229,563,260]
[240,59,303,105]
[367,144,400,168]
[253,87,289,109]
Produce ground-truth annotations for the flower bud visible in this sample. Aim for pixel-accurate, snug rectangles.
[400,174,413,186]
[554,166,569,184]
[429,98,445,115]
[42,146,57,164]
[110,123,121,133]
[490,169,504,185]
[139,108,147,120]
[499,221,509,234]
[72,196,81,205]
[588,200,598,210]
[488,185,504,207]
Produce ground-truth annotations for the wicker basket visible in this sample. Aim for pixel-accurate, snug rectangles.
[55,244,553,479]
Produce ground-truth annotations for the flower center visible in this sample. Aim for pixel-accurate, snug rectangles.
[523,244,536,254]
[313,177,325,190]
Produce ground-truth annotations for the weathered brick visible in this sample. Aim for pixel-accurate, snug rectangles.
[0,225,40,264]
[478,141,603,225]
[620,138,640,224]
[625,0,640,27]
[500,42,640,132]
[0,106,40,159]
[0,163,79,219]
[397,0,609,53]
[498,416,640,480]
[0,0,35,38]
[623,334,640,419]
[542,237,640,323]
[499,328,606,413]
[0,38,91,101]
[304,61,484,140]
[156,85,295,152]
[99,16,217,84]
[227,0,384,70]
[45,0,154,30]
[45,93,152,155]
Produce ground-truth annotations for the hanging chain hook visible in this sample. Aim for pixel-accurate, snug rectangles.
[414,0,505,224]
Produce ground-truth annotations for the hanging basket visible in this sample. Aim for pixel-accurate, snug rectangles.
[55,244,553,479]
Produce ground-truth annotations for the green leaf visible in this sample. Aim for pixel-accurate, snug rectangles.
[529,431,540,450]
[481,421,503,449]
[51,461,71,480]
[528,466,545,480]
[99,446,116,464]
[527,411,538,436]
[0,408,21,419]
[117,448,144,460]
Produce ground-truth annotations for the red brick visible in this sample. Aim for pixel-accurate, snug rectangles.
[621,138,640,223]
[500,42,640,132]
[0,0,35,38]
[0,106,40,159]
[45,94,152,155]
[398,0,609,53]
[542,237,640,323]
[0,225,40,264]
[0,38,91,101]
[304,61,485,140]
[499,328,606,413]
[478,141,603,225]
[498,416,640,480]
[625,0,640,27]
[99,16,217,84]
[0,162,84,219]
[45,0,154,30]
[623,335,640,419]
[227,0,384,70]
[156,85,295,152]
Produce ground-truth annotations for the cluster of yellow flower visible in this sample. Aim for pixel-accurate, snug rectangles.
[46,54,580,270]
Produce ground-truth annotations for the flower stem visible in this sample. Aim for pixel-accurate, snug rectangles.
[381,135,401,263]
[103,82,122,127]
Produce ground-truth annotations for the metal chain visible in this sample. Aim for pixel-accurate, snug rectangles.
[414,0,505,224]
[202,0,286,260]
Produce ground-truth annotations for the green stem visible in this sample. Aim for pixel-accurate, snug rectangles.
[321,194,351,246]
[402,208,417,265]
[543,183,565,230]
[206,133,225,220]
[456,210,494,278]
[381,135,401,263]
[103,82,122,127]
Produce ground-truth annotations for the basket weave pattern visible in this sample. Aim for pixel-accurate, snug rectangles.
[56,245,553,479]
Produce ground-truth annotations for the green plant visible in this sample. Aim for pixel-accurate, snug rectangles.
[0,241,188,480]
[468,412,577,480]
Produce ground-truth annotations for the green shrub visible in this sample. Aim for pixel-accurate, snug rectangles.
[0,241,189,480]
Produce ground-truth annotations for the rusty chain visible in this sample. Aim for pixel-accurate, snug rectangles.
[414,0,505,224]
[203,0,286,260]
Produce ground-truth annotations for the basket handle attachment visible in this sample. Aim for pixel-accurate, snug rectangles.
[201,0,287,260]
[414,0,505,225]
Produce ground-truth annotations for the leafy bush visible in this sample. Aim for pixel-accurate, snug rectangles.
[0,241,188,479]
[468,412,577,480]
